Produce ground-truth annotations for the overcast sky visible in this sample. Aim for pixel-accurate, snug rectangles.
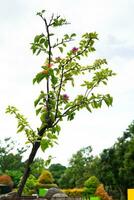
[0,0,134,165]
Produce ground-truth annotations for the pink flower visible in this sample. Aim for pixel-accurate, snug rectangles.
[72,47,78,53]
[62,94,69,101]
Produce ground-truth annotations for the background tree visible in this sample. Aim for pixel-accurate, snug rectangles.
[0,138,27,187]
[49,163,66,186]
[96,121,134,200]
[59,146,93,188]
[31,158,46,178]
[6,10,115,196]
[0,138,26,173]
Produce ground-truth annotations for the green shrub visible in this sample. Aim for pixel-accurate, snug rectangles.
[6,170,22,188]
[23,175,37,195]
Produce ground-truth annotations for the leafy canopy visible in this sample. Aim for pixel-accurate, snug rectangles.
[6,9,115,159]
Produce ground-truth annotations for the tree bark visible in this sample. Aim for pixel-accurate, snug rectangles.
[17,126,48,197]
[17,141,40,197]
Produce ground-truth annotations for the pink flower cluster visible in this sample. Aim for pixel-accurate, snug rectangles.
[62,94,69,101]
[72,47,78,53]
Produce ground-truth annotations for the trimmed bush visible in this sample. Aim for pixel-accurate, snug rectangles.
[36,183,58,189]
[36,170,58,190]
[95,184,113,200]
[0,175,13,187]
[0,174,13,194]
[62,188,84,197]
[84,176,100,196]
[38,170,54,184]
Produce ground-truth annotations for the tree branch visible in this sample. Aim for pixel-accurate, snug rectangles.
[55,65,64,120]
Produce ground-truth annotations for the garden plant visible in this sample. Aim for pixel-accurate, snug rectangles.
[6,10,115,197]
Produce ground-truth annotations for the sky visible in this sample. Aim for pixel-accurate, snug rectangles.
[0,0,134,166]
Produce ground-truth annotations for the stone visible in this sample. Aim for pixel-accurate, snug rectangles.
[45,188,63,200]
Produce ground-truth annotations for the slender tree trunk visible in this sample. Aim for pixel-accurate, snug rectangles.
[17,141,40,197]
[17,125,48,197]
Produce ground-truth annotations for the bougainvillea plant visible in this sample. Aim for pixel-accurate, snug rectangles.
[6,10,115,197]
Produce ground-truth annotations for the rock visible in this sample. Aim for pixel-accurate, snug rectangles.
[51,193,68,200]
[0,192,18,200]
[45,188,63,200]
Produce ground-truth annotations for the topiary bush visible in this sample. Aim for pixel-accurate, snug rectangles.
[95,184,113,200]
[36,170,58,190]
[0,175,13,187]
[0,174,14,194]
[84,176,100,196]
[36,183,58,189]
[62,188,84,197]
[38,170,54,184]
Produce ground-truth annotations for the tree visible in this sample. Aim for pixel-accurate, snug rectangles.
[31,158,46,178]
[96,121,134,200]
[0,138,27,187]
[6,10,115,197]
[59,146,93,188]
[49,163,66,186]
[0,138,26,173]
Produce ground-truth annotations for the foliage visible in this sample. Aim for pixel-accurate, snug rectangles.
[95,184,113,200]
[6,10,115,196]
[95,121,134,200]
[23,175,37,195]
[0,138,26,188]
[6,170,23,188]
[58,167,75,189]
[49,163,66,185]
[0,138,26,173]
[31,158,46,178]
[59,146,93,188]
[84,176,100,196]
[62,188,84,197]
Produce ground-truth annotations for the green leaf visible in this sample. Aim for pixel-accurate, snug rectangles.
[34,35,40,43]
[40,112,47,123]
[34,98,40,107]
[67,112,75,121]
[17,125,25,133]
[44,40,48,48]
[33,73,45,84]
[86,105,92,112]
[58,47,63,53]
[71,33,76,37]
[51,76,58,85]
[36,107,42,115]
[36,49,41,56]
[55,125,61,133]
[41,139,49,152]
[40,38,45,44]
